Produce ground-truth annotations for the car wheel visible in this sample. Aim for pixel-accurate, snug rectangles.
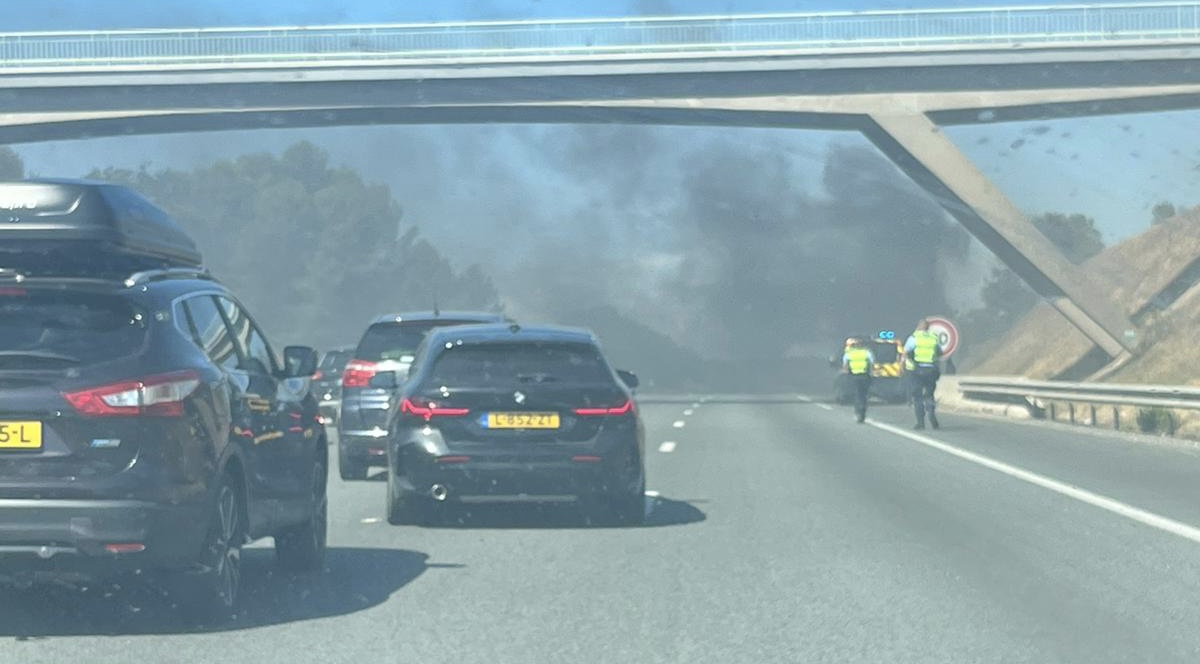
[275,457,328,572]
[587,451,645,526]
[177,475,244,621]
[386,469,433,525]
[611,488,646,526]
[338,451,368,481]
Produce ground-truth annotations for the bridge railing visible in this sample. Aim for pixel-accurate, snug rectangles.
[958,376,1200,435]
[1,2,1199,68]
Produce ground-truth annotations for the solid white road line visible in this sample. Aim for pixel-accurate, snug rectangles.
[673,420,686,428]
[658,441,677,453]
[868,419,1200,546]
[361,517,381,524]
[645,490,661,498]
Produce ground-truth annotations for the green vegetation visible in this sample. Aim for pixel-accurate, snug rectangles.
[1136,407,1175,435]
[1152,201,1177,225]
[1030,212,1106,265]
[85,142,500,348]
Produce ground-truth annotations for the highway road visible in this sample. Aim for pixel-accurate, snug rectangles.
[6,400,1200,663]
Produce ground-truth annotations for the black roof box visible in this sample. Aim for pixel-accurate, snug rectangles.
[0,179,201,276]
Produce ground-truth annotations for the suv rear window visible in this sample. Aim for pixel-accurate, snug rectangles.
[425,342,613,387]
[356,321,482,362]
[0,291,146,368]
[319,350,353,375]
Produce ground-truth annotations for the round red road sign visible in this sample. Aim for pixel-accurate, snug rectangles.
[924,316,959,357]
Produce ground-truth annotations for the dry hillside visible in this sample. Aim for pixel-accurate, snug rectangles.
[973,206,1200,380]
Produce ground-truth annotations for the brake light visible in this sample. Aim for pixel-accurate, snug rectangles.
[574,400,635,416]
[63,370,201,417]
[341,360,376,388]
[399,398,470,422]
[312,370,324,380]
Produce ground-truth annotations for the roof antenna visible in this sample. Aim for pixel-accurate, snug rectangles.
[433,284,440,318]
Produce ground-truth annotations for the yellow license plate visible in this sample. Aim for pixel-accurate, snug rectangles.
[0,421,42,450]
[486,412,560,429]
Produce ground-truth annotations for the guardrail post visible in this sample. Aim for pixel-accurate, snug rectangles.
[1113,406,1120,430]
[1069,403,1075,424]
[1169,412,1177,436]
[1090,404,1096,427]
[1050,402,1057,421]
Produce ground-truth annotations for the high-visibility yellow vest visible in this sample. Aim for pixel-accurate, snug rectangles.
[911,330,940,364]
[845,348,872,375]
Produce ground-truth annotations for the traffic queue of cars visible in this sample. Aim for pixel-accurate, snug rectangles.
[0,179,644,621]
[331,319,645,527]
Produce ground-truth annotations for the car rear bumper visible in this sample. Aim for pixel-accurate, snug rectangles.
[0,497,208,583]
[397,460,617,501]
[394,442,641,502]
[339,429,390,466]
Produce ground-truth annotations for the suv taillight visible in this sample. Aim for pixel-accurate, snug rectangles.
[341,360,377,388]
[399,397,470,422]
[63,370,201,417]
[574,400,635,416]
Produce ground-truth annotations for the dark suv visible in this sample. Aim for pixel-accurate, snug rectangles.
[384,324,645,525]
[0,180,327,619]
[315,347,354,425]
[337,311,506,480]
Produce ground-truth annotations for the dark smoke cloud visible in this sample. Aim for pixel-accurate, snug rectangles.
[473,125,971,364]
[19,123,981,387]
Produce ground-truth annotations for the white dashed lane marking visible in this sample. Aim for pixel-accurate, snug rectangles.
[673,420,686,428]
[817,403,834,411]
[683,409,694,416]
[658,441,677,453]
[869,419,1200,547]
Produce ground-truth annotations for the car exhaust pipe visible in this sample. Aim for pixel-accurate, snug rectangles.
[430,484,449,502]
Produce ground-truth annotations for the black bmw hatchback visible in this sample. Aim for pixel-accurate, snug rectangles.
[383,324,645,526]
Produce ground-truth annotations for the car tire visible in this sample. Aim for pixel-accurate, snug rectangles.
[338,453,368,481]
[587,451,645,526]
[176,475,244,621]
[610,489,646,526]
[275,457,328,573]
[386,470,433,526]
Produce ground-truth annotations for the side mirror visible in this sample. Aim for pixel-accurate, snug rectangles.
[616,369,639,389]
[283,346,318,378]
[368,371,400,389]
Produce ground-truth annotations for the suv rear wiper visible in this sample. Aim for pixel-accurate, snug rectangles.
[0,350,82,365]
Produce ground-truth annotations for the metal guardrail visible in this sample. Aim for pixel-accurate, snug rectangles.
[0,2,1199,68]
[959,376,1200,433]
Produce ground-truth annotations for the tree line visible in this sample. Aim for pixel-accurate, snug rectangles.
[0,143,500,349]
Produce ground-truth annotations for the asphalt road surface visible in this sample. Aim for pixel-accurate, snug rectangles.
[7,400,1200,663]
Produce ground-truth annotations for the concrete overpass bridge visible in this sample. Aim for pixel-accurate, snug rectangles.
[4,1,1200,373]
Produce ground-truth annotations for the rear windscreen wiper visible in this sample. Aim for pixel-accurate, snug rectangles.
[0,350,82,365]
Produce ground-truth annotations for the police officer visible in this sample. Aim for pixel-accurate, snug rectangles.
[904,319,943,430]
[842,337,874,424]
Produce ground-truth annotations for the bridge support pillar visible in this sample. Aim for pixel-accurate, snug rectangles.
[863,112,1134,361]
